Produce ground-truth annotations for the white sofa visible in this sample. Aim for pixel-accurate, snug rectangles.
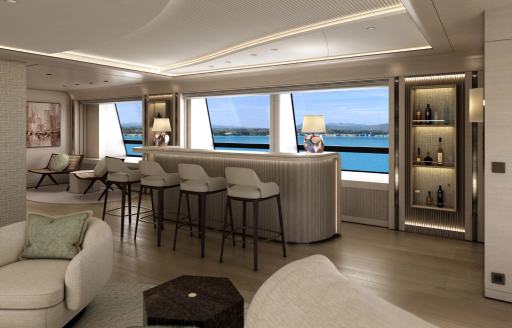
[246,255,438,328]
[0,217,113,328]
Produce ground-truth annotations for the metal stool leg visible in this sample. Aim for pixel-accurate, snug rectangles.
[186,193,193,236]
[150,189,156,229]
[102,182,110,221]
[199,193,206,258]
[134,186,144,241]
[127,183,132,225]
[120,184,126,238]
[242,200,247,248]
[173,191,183,251]
[229,198,236,246]
[253,200,259,272]
[220,196,230,263]
[277,194,287,257]
[157,188,164,247]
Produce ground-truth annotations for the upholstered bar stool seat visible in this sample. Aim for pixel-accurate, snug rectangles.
[135,160,181,246]
[220,167,287,271]
[173,164,228,258]
[107,170,141,183]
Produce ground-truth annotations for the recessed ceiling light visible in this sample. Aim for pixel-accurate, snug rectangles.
[366,26,376,31]
[62,85,67,88]
[89,82,94,84]
[208,65,215,68]
[225,61,231,64]
[74,83,80,86]
[45,73,53,76]
[271,48,279,51]
[250,53,258,56]
[5,0,17,4]
[104,80,109,83]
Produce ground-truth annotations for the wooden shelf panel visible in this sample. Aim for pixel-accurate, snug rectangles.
[413,163,455,169]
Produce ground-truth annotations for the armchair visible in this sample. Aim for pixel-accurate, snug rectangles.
[0,217,113,328]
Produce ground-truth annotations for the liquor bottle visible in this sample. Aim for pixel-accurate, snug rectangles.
[437,185,444,208]
[426,191,434,206]
[416,147,422,163]
[425,104,432,124]
[443,101,450,124]
[415,109,423,123]
[424,152,433,165]
[437,137,444,165]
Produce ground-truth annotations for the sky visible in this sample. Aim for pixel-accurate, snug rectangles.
[207,86,389,128]
[115,101,143,127]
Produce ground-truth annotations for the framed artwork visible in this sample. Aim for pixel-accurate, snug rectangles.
[26,102,61,148]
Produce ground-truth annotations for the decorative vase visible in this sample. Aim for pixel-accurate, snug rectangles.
[304,134,324,153]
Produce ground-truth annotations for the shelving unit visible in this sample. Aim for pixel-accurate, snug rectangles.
[409,84,458,212]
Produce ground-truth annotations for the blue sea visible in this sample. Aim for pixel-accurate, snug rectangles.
[123,135,389,173]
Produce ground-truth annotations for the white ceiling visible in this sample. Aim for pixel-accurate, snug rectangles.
[0,0,505,92]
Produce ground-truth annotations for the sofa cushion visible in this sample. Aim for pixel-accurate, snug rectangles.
[94,158,107,177]
[48,154,70,172]
[20,211,90,260]
[0,259,69,310]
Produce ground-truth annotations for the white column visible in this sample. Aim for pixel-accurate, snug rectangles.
[484,5,512,302]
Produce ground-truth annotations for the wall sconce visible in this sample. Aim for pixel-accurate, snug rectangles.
[469,88,484,123]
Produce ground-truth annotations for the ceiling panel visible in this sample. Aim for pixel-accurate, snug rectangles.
[167,11,429,75]
[0,0,170,53]
[74,0,403,66]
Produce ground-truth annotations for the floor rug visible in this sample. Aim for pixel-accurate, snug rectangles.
[26,184,132,204]
[67,283,247,328]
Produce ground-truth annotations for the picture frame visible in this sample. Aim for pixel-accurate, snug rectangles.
[26,102,61,148]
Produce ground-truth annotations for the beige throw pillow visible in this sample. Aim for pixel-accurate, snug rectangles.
[20,211,90,260]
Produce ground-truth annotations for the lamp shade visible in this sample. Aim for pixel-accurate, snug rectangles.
[302,115,326,133]
[469,88,484,123]
[152,118,172,132]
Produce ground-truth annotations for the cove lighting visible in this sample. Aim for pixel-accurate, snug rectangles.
[405,221,465,233]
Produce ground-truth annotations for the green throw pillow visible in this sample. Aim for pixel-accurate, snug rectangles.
[48,154,70,172]
[94,158,107,177]
[20,211,90,260]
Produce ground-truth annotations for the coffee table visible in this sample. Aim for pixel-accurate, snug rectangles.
[143,275,244,328]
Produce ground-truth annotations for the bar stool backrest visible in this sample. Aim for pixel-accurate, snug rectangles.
[106,156,129,173]
[225,167,263,188]
[178,163,209,180]
[139,160,167,177]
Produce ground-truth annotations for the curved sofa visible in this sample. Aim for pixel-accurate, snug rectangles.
[0,217,113,328]
[246,255,438,328]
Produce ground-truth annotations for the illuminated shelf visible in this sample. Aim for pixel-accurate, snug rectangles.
[411,205,456,213]
[412,163,455,169]
[412,123,455,127]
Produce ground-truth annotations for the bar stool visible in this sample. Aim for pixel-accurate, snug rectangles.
[102,157,141,238]
[220,167,286,271]
[173,163,228,258]
[135,160,180,246]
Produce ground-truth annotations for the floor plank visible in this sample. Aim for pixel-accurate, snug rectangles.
[27,197,512,328]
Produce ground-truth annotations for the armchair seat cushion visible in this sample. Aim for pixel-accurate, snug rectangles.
[0,260,69,310]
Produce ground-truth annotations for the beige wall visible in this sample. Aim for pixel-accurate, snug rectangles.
[0,60,26,227]
[85,104,99,158]
[26,89,72,187]
[484,5,512,302]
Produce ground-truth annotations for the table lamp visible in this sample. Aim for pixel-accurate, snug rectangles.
[152,117,172,146]
[302,115,326,153]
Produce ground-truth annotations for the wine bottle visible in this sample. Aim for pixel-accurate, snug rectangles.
[415,109,423,123]
[437,137,444,165]
[437,185,444,208]
[416,147,422,163]
[426,191,434,206]
[425,104,432,123]
[424,152,433,165]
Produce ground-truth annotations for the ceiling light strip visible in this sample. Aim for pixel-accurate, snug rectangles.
[159,4,406,71]
[168,46,432,77]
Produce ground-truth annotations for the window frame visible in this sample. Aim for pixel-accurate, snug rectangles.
[205,97,271,151]
[114,102,143,158]
[290,91,389,174]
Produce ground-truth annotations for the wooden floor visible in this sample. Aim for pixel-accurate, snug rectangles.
[27,196,512,328]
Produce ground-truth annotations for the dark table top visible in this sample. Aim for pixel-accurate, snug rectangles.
[143,275,244,327]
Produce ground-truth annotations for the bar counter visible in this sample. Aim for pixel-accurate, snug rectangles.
[135,146,341,243]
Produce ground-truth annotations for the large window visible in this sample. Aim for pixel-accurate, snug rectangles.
[206,95,270,152]
[115,101,143,157]
[292,87,389,173]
